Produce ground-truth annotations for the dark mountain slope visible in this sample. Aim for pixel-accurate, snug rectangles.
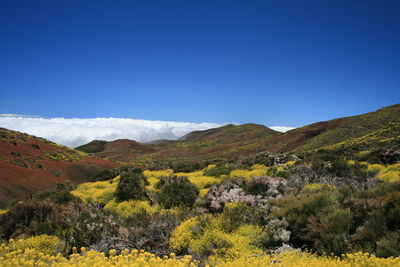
[80,139,156,162]
[75,140,107,153]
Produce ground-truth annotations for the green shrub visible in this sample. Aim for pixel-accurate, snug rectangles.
[307,208,352,255]
[15,159,28,168]
[376,231,400,258]
[221,202,258,232]
[91,167,142,182]
[330,159,352,177]
[256,218,290,249]
[380,191,400,231]
[35,190,79,204]
[31,144,40,149]
[156,176,199,209]
[115,171,149,201]
[272,192,337,245]
[244,177,271,196]
[204,166,232,177]
[170,161,209,173]
[351,210,388,252]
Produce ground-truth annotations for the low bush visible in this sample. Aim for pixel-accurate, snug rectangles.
[203,165,232,177]
[10,235,64,255]
[156,176,199,209]
[170,214,263,260]
[91,167,142,182]
[115,171,149,201]
[306,208,352,255]
[376,231,400,258]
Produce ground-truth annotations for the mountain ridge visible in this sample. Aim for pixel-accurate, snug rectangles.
[75,104,400,163]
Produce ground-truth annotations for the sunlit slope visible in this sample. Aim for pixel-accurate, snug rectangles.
[76,123,281,162]
[75,104,400,163]
[0,128,119,208]
[147,123,280,160]
[264,104,400,153]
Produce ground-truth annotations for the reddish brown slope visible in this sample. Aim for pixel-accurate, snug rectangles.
[0,128,119,208]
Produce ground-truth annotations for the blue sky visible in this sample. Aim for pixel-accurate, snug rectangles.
[1,0,399,128]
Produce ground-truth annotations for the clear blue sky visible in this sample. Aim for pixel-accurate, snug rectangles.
[1,0,399,127]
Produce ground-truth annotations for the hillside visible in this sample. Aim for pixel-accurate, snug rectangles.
[78,139,155,162]
[75,140,108,153]
[76,123,281,162]
[0,128,119,208]
[75,104,400,165]
[259,104,400,153]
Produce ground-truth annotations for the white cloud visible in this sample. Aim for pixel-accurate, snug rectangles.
[270,126,296,132]
[0,116,224,148]
[0,115,296,148]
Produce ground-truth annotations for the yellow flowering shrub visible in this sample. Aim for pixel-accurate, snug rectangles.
[285,160,296,166]
[357,150,371,158]
[378,163,400,182]
[175,170,220,189]
[204,164,217,171]
[146,176,160,192]
[1,237,400,266]
[170,214,262,261]
[71,176,119,205]
[190,176,220,189]
[0,241,198,266]
[301,183,336,194]
[142,170,175,191]
[190,227,262,260]
[200,188,210,197]
[214,251,400,267]
[378,171,400,182]
[169,216,201,252]
[0,209,8,215]
[230,164,268,180]
[387,162,400,171]
[143,169,174,178]
[367,163,385,172]
[104,198,158,218]
[7,235,64,256]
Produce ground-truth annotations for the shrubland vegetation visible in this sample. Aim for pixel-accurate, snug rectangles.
[1,148,400,266]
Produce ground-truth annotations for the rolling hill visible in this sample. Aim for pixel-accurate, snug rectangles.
[258,103,400,153]
[76,123,281,162]
[1,104,399,206]
[76,139,156,162]
[76,104,400,163]
[0,128,120,208]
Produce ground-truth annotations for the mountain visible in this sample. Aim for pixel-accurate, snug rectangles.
[0,128,119,208]
[147,123,281,161]
[76,123,281,162]
[258,104,400,153]
[180,123,278,143]
[76,104,400,164]
[77,139,156,162]
[75,140,108,153]
[1,105,399,206]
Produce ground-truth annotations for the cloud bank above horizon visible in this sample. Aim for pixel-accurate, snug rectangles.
[0,115,295,147]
